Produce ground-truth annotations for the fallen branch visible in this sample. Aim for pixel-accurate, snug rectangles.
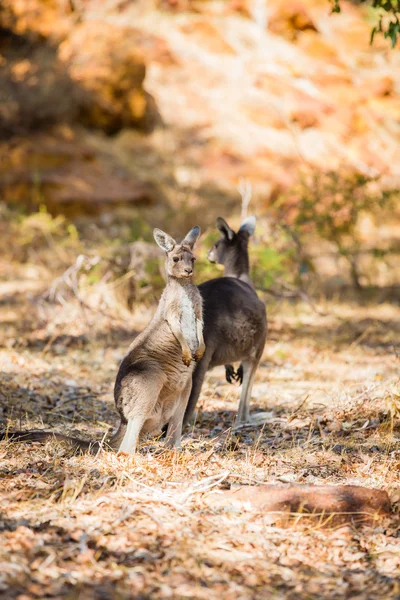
[257,282,327,316]
[203,484,392,527]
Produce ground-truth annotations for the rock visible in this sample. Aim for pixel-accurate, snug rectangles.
[0,131,155,215]
[368,97,400,122]
[268,0,318,41]
[60,23,158,133]
[0,0,71,40]
[204,484,392,526]
[0,28,85,138]
[0,4,158,137]
[179,21,236,54]
[2,0,400,212]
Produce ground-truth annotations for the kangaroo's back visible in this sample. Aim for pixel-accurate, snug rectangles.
[199,277,266,367]
[183,215,267,427]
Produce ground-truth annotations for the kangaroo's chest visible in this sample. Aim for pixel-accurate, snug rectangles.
[179,290,198,353]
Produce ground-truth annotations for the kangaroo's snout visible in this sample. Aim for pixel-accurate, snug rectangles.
[185,268,193,275]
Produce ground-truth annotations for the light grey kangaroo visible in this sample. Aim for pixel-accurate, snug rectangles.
[1,226,204,455]
[183,216,267,427]
[112,225,205,454]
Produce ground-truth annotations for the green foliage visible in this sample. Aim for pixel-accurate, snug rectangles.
[332,0,400,47]
[371,11,400,47]
[293,171,377,244]
[251,246,293,289]
[130,218,152,242]
[142,258,165,290]
[85,262,103,285]
[274,168,395,289]
[16,205,81,254]
[194,230,222,285]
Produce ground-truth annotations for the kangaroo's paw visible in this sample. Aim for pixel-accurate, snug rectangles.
[225,364,243,385]
[225,364,235,384]
[182,350,192,367]
[235,364,244,385]
[193,344,206,362]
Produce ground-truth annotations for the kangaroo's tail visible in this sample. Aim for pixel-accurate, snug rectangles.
[0,429,114,454]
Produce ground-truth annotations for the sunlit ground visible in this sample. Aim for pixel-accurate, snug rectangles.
[1,250,399,600]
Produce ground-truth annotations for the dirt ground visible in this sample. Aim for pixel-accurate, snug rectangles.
[1,255,400,600]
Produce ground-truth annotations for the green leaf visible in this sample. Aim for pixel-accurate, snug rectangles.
[384,21,399,47]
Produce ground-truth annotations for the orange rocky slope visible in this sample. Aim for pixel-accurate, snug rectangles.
[1,0,400,213]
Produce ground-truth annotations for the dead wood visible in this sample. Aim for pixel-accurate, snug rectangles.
[204,484,392,527]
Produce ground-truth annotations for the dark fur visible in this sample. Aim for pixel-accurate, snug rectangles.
[183,217,267,426]
[210,230,250,282]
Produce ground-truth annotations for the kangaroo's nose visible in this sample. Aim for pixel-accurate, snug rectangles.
[185,268,193,275]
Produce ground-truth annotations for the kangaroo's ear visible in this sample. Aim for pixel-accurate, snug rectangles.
[153,229,176,252]
[216,217,234,241]
[239,215,256,236]
[182,225,201,249]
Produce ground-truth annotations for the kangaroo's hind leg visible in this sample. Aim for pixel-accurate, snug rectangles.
[119,417,146,455]
[183,351,211,427]
[235,328,267,426]
[116,371,164,455]
[235,360,258,425]
[165,378,192,449]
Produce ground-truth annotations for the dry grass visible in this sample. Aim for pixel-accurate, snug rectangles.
[1,251,400,600]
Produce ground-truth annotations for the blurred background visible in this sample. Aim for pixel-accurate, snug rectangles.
[1,0,400,324]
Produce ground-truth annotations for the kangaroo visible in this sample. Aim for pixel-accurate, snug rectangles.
[112,226,204,453]
[183,216,267,427]
[1,226,204,455]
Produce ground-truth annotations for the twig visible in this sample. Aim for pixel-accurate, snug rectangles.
[257,284,327,316]
[238,179,252,220]
[289,395,310,420]
[44,255,122,323]
[348,324,375,350]
[41,332,61,357]
[179,471,231,503]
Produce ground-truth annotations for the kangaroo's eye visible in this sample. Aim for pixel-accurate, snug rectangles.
[191,257,196,262]
[173,257,179,263]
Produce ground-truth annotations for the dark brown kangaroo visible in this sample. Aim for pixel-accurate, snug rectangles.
[183,216,267,427]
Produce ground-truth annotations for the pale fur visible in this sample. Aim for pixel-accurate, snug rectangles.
[112,227,204,454]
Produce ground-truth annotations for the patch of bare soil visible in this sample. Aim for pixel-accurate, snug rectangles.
[1,256,399,600]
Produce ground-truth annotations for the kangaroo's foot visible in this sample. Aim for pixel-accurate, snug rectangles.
[233,411,275,430]
[118,418,145,455]
[165,440,183,451]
